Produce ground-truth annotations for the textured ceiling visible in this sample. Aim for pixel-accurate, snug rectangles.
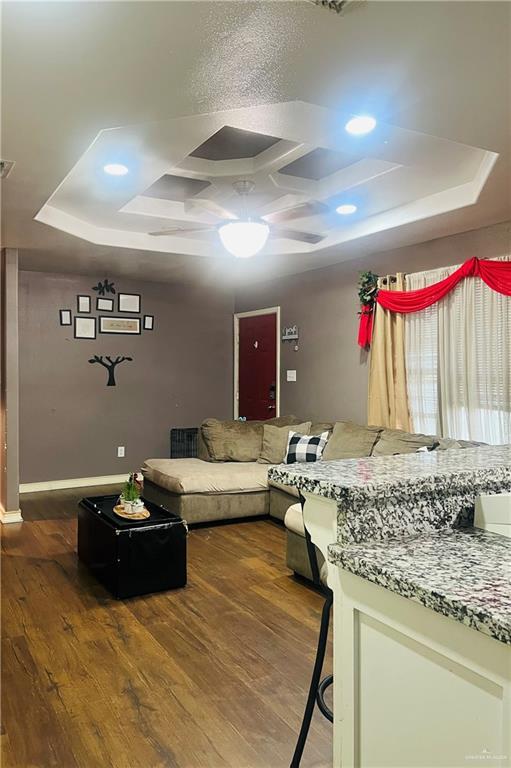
[1,0,510,285]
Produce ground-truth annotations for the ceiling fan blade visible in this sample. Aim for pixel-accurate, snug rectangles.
[271,227,325,244]
[263,201,329,225]
[184,198,237,220]
[148,225,214,237]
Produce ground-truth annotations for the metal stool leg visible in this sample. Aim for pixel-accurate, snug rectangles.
[316,674,333,722]
[290,591,333,768]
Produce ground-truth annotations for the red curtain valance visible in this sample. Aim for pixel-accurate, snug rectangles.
[359,257,511,348]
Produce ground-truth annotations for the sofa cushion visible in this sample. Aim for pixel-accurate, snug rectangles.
[258,422,311,464]
[285,502,305,536]
[322,421,381,461]
[197,428,211,461]
[285,430,329,464]
[433,437,486,450]
[310,422,334,435]
[268,479,301,499]
[371,428,436,456]
[201,415,302,462]
[142,458,269,495]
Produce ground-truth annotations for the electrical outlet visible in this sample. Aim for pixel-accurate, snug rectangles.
[117,446,125,458]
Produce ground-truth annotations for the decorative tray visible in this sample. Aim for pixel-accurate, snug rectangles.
[113,504,151,520]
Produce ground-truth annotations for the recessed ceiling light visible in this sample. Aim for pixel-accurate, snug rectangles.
[103,163,129,176]
[336,203,358,215]
[345,115,377,135]
[218,220,270,258]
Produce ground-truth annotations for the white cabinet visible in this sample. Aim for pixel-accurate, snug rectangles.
[302,492,511,768]
[335,569,511,768]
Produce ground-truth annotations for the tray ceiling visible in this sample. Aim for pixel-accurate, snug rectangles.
[1,1,510,284]
[34,100,497,260]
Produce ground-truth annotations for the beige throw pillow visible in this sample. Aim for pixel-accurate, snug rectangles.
[201,415,303,462]
[258,422,312,464]
[322,421,381,461]
[371,428,436,456]
[310,422,334,436]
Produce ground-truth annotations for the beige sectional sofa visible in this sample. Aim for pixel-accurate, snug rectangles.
[142,417,478,580]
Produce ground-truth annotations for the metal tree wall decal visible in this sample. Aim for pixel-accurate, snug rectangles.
[88,355,132,386]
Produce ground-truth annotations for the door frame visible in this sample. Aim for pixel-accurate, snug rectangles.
[233,306,281,420]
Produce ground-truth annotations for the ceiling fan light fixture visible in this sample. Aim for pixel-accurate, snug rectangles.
[218,220,270,258]
[344,115,377,136]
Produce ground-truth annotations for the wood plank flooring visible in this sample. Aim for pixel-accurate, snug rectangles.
[2,487,332,768]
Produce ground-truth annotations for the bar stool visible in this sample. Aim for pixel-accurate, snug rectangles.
[290,495,333,768]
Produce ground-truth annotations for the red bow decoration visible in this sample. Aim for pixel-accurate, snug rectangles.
[358,257,511,348]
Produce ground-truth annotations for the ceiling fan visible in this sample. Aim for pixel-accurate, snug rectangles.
[148,180,328,258]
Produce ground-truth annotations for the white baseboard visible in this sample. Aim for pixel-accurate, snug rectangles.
[19,474,127,494]
[0,506,23,524]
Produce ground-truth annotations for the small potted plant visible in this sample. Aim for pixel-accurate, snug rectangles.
[120,472,144,515]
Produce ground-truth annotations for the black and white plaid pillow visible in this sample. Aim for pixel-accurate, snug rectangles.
[284,431,329,464]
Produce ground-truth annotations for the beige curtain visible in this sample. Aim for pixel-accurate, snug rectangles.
[367,273,411,430]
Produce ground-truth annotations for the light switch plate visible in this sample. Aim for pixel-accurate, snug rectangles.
[117,446,125,458]
[287,370,297,382]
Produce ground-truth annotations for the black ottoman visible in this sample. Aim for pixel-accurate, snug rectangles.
[78,494,187,599]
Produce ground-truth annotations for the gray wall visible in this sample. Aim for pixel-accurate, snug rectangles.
[1,249,20,511]
[19,271,234,483]
[17,220,510,483]
[235,221,511,425]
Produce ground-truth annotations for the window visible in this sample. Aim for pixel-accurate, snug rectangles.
[405,258,511,444]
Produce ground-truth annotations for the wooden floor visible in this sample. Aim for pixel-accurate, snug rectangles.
[2,487,332,768]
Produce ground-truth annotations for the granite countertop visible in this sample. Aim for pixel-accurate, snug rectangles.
[328,528,511,645]
[268,446,511,544]
[268,445,511,501]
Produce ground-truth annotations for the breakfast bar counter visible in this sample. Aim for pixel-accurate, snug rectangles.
[269,445,511,544]
[268,446,511,767]
[329,527,511,645]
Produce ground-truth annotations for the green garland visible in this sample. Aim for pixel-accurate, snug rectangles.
[358,270,379,314]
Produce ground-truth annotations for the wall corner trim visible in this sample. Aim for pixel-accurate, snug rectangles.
[19,474,128,494]
[0,506,23,524]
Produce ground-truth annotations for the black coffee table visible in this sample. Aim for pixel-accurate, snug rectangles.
[78,494,187,599]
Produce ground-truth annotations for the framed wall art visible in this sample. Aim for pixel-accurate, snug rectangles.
[59,309,72,326]
[143,315,154,330]
[118,293,140,313]
[96,297,114,312]
[74,316,96,339]
[99,316,141,335]
[77,295,91,313]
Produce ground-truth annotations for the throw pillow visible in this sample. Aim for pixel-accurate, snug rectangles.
[201,415,303,462]
[310,422,334,436]
[322,421,381,461]
[258,422,312,464]
[371,428,436,456]
[285,431,329,464]
[201,418,263,462]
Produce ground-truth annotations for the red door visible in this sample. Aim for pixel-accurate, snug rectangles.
[238,313,277,421]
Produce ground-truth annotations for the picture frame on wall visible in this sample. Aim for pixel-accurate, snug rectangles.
[118,293,141,313]
[74,316,96,339]
[59,309,72,326]
[143,315,154,330]
[96,297,114,312]
[99,316,141,335]
[77,295,91,313]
